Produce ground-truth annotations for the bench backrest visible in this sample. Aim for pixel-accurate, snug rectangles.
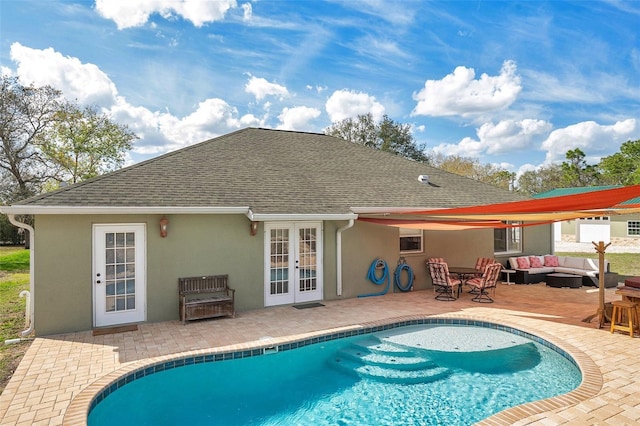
[179,275,229,294]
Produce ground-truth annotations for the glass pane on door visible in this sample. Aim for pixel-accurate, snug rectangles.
[269,228,289,295]
[298,227,317,293]
[104,231,136,312]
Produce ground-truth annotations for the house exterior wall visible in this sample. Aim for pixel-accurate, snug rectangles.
[31,215,553,335]
[610,215,640,239]
[520,224,553,256]
[33,214,267,336]
[338,222,552,292]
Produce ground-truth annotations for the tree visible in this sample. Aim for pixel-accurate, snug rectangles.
[599,139,640,185]
[0,76,63,202]
[561,148,600,187]
[325,113,429,162]
[516,164,564,195]
[430,154,515,190]
[40,104,137,185]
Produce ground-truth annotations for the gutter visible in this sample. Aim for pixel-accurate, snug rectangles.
[7,214,35,336]
[1,205,252,215]
[336,219,355,296]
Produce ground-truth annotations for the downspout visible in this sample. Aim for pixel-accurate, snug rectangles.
[7,214,35,336]
[336,219,355,296]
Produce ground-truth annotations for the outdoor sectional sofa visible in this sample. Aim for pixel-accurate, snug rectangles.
[508,254,618,287]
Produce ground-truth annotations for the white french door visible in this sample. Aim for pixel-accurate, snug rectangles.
[93,224,146,327]
[264,222,323,306]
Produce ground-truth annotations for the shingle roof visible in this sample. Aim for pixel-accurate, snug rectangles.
[14,128,527,214]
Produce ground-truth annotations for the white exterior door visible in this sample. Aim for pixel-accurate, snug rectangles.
[264,222,323,306]
[93,224,146,327]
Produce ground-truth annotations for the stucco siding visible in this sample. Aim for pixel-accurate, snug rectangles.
[338,221,400,298]
[33,214,268,335]
[31,213,552,335]
[33,215,94,335]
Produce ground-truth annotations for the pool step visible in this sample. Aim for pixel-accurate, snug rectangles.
[331,357,451,384]
[336,346,436,370]
[350,336,417,357]
[331,336,451,384]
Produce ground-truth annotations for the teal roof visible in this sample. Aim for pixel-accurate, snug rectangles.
[533,186,619,198]
[533,185,640,205]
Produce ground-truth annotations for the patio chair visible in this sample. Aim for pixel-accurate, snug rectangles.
[474,257,496,275]
[466,256,496,293]
[427,262,461,301]
[466,262,502,303]
[427,257,458,280]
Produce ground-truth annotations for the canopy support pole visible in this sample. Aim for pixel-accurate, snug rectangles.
[581,241,611,326]
[582,241,611,327]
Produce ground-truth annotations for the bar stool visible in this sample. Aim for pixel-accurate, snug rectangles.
[610,300,640,337]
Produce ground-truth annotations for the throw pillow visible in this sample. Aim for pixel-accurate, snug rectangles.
[516,257,530,269]
[529,256,543,268]
[544,255,559,267]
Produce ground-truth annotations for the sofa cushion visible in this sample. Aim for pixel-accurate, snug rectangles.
[583,258,598,271]
[543,255,559,267]
[529,256,543,268]
[508,257,519,269]
[562,257,584,269]
[516,257,530,269]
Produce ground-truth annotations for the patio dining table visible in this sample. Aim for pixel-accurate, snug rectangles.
[447,266,480,296]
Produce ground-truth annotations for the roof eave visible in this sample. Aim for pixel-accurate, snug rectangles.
[0,205,252,215]
[248,213,358,221]
[0,205,360,222]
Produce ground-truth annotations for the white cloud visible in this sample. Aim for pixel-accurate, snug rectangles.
[94,0,238,29]
[9,43,250,157]
[277,106,321,131]
[541,119,639,164]
[10,42,118,106]
[477,119,552,154]
[0,66,13,77]
[412,60,522,118]
[107,96,247,154]
[430,137,484,158]
[430,119,551,158]
[241,2,252,21]
[245,75,289,101]
[306,85,327,93]
[325,89,385,122]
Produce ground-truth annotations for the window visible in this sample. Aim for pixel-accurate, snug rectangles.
[494,222,521,254]
[628,221,640,236]
[399,228,423,253]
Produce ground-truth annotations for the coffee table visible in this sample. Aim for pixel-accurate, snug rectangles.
[546,273,582,288]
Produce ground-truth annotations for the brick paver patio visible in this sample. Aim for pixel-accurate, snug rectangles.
[1,282,639,425]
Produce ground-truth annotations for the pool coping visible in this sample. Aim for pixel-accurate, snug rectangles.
[63,313,602,425]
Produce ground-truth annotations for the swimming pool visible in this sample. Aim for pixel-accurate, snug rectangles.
[87,319,581,425]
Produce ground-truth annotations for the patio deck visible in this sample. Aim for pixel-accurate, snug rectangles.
[1,282,639,425]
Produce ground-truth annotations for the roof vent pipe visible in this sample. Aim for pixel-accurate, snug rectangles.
[418,175,429,184]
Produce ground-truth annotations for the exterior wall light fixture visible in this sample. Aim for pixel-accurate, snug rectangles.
[250,221,259,236]
[159,216,169,238]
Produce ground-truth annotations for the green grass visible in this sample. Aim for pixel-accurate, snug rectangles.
[0,247,30,395]
[556,252,640,277]
[0,248,30,272]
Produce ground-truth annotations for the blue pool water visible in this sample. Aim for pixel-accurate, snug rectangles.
[88,323,581,425]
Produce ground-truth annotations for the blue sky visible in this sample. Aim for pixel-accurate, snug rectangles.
[1,0,639,176]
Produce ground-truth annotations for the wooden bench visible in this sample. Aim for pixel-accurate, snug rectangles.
[178,275,235,324]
